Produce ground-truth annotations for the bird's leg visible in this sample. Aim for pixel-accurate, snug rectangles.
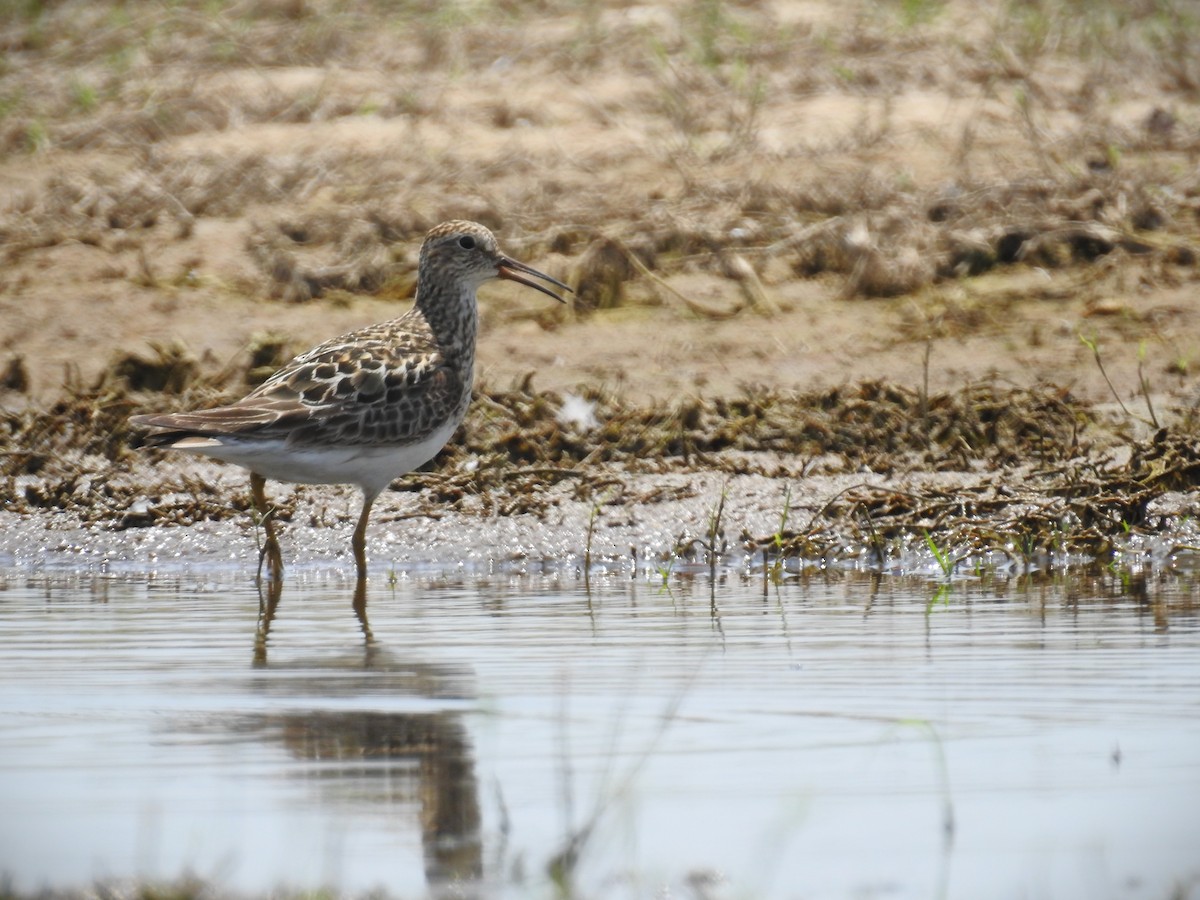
[352,488,379,583]
[251,472,283,582]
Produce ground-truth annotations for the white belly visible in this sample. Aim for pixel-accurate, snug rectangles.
[171,417,460,496]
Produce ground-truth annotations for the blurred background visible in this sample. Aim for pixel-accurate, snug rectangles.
[1,0,1198,403]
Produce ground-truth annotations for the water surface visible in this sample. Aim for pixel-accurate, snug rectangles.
[1,565,1198,898]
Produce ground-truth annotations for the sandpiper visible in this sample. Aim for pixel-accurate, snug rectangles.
[130,220,569,582]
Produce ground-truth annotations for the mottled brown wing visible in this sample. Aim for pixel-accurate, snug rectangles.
[251,339,465,447]
[133,311,467,447]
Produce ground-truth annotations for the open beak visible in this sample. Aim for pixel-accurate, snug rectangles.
[497,256,572,303]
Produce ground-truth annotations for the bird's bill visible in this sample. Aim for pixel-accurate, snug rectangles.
[497,257,571,303]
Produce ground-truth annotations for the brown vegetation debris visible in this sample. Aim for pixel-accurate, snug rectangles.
[571,236,638,314]
[1,358,1194,571]
[1127,427,1200,494]
[761,424,1200,566]
[1,355,30,393]
[109,341,200,394]
[781,167,1200,299]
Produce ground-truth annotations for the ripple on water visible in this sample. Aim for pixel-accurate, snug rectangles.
[0,567,1198,898]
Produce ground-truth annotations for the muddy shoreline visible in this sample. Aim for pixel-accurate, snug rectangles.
[3,464,1198,582]
[3,376,1199,581]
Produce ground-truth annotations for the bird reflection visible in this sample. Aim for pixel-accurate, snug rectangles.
[278,708,482,884]
[254,578,372,667]
[247,578,482,887]
[253,578,283,667]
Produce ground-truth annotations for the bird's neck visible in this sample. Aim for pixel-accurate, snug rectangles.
[414,279,479,356]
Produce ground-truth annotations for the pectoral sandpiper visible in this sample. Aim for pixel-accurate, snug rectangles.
[130,220,569,582]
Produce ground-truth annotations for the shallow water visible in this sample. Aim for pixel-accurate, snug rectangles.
[1,564,1199,899]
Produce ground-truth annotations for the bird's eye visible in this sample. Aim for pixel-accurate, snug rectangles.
[457,235,476,250]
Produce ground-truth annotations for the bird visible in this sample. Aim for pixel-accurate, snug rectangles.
[130,220,570,583]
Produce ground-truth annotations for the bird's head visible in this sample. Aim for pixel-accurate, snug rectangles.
[419,220,570,303]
